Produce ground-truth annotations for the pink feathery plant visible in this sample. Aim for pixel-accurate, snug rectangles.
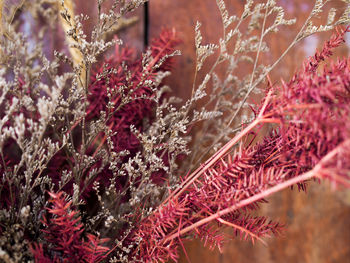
[131,27,350,262]
[30,192,110,263]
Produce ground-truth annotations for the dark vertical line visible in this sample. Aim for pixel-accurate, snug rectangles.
[144,1,149,47]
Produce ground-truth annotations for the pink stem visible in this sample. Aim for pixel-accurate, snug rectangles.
[216,217,267,246]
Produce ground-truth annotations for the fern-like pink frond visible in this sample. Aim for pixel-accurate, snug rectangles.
[30,192,109,263]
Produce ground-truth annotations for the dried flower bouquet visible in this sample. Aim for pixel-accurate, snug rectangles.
[0,0,349,262]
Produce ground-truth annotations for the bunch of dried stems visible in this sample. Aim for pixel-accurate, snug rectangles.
[0,0,349,262]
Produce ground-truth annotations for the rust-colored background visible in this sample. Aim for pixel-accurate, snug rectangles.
[74,0,350,262]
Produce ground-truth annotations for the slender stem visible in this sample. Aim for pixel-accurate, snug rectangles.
[217,217,267,246]
[247,0,270,101]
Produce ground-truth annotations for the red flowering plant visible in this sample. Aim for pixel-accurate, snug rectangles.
[0,0,349,263]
